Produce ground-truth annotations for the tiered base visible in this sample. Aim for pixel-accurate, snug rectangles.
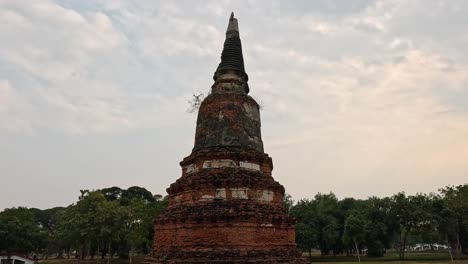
[147,148,307,263]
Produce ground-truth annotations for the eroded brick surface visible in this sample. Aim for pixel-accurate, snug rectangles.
[193,93,263,153]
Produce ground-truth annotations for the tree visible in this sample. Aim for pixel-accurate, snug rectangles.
[343,214,365,262]
[60,191,110,260]
[291,193,341,256]
[122,187,155,204]
[124,199,153,264]
[440,185,468,257]
[362,197,393,257]
[100,186,124,201]
[283,193,294,215]
[30,207,66,258]
[0,207,41,261]
[314,193,341,256]
[295,222,316,258]
[336,198,362,255]
[390,193,432,260]
[290,199,317,255]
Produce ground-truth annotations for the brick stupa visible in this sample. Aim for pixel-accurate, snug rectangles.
[147,13,306,264]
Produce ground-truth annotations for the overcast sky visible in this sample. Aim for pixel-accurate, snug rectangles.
[1,0,467,210]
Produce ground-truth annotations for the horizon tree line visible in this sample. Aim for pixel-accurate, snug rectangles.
[288,184,468,261]
[0,184,467,262]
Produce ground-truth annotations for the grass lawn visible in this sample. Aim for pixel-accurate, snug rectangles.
[312,260,468,264]
[40,256,146,264]
[307,252,467,264]
[40,253,468,264]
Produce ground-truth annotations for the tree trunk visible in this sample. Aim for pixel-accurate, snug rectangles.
[448,244,454,264]
[129,247,133,264]
[308,248,312,258]
[398,230,408,260]
[353,239,361,263]
[95,244,99,261]
[402,231,408,260]
[87,244,91,264]
[101,243,106,259]
[398,231,403,260]
[79,244,84,263]
[107,243,111,264]
[446,234,454,264]
[455,232,462,258]
[91,243,95,260]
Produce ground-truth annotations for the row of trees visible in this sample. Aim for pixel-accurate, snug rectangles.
[1,184,467,262]
[0,186,167,263]
[288,184,468,260]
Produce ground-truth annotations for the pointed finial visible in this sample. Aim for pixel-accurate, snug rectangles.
[226,12,239,36]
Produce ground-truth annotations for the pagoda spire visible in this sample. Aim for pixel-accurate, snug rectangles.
[213,12,249,90]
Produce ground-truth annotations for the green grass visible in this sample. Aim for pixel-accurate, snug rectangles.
[40,254,468,264]
[40,256,145,264]
[306,252,467,263]
[311,261,468,264]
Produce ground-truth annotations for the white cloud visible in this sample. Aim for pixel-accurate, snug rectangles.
[0,0,198,135]
[1,0,468,208]
[0,79,34,132]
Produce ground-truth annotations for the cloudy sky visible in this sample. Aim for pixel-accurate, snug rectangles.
[1,0,467,209]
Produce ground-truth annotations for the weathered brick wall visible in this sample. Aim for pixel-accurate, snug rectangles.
[193,93,263,152]
[155,223,295,250]
[149,156,306,263]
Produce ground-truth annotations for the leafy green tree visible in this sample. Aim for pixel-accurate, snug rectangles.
[390,193,432,260]
[100,186,124,201]
[390,192,414,260]
[29,207,66,258]
[362,197,393,257]
[121,186,155,204]
[61,191,109,260]
[283,193,294,215]
[295,222,316,257]
[440,185,468,257]
[336,198,363,255]
[314,193,340,255]
[291,193,341,256]
[343,214,365,262]
[0,207,41,261]
[291,199,317,255]
[124,198,153,264]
